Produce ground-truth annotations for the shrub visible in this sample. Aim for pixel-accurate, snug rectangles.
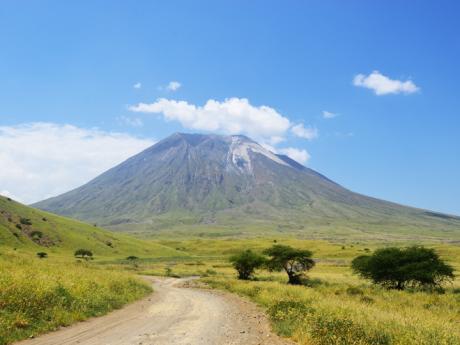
[74,249,93,260]
[19,218,32,226]
[264,244,315,285]
[30,230,43,239]
[36,252,48,259]
[229,250,265,280]
[351,246,454,290]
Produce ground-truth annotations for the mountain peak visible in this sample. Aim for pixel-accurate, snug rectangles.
[33,132,460,236]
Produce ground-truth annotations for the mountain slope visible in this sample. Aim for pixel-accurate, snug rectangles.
[0,195,182,257]
[33,133,460,239]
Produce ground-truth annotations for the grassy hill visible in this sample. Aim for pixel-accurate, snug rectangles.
[0,195,184,259]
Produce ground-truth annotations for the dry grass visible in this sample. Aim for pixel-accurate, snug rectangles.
[0,251,152,345]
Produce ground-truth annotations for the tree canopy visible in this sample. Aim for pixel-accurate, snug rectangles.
[263,245,315,285]
[74,249,93,259]
[229,250,265,280]
[352,246,454,290]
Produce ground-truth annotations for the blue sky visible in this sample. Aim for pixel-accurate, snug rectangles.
[1,1,459,215]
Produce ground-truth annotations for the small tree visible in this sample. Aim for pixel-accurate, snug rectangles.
[264,245,315,285]
[126,255,139,261]
[229,250,265,280]
[74,249,93,260]
[36,252,48,259]
[352,246,454,290]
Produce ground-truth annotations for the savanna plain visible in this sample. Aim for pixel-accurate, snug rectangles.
[1,196,460,345]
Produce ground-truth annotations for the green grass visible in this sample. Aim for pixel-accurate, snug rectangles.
[128,238,460,345]
[204,275,460,345]
[0,249,152,345]
[2,195,460,345]
[0,195,185,260]
[0,196,189,344]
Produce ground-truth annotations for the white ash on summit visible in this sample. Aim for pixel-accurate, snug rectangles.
[227,136,289,173]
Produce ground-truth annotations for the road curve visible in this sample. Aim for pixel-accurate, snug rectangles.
[16,277,291,345]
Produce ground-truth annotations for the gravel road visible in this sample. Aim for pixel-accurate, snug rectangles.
[16,277,292,345]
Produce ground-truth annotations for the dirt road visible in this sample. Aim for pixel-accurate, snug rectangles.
[17,277,291,345]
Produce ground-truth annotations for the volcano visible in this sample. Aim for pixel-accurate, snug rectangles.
[33,133,460,238]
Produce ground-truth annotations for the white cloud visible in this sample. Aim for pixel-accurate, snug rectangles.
[277,147,311,164]
[322,110,338,119]
[353,71,419,95]
[129,97,292,143]
[166,81,181,91]
[291,124,319,140]
[0,123,154,204]
[117,116,143,127]
[133,82,142,89]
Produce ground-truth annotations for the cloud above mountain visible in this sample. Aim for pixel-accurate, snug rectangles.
[129,97,291,143]
[0,123,154,204]
[129,97,317,146]
[291,124,318,140]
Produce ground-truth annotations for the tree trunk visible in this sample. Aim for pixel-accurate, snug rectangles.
[287,271,302,285]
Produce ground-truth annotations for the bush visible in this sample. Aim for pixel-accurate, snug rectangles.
[352,246,454,290]
[264,244,315,285]
[229,250,265,280]
[30,231,43,239]
[36,252,48,259]
[19,218,32,226]
[74,249,93,260]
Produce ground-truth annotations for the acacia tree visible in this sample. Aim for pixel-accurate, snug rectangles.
[74,249,93,260]
[352,246,454,290]
[263,245,315,285]
[229,250,265,280]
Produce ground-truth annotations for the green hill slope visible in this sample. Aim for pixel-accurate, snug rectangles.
[0,195,183,259]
